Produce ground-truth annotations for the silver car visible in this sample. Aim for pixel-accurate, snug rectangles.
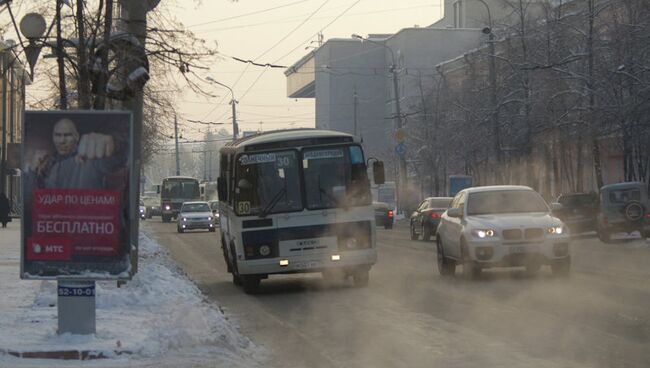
[177,201,216,233]
[436,186,571,279]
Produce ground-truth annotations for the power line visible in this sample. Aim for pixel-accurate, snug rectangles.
[188,0,313,28]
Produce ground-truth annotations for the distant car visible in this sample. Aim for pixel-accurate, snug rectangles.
[553,192,599,234]
[597,182,650,243]
[143,196,161,218]
[436,186,571,279]
[208,200,220,226]
[139,199,146,220]
[372,202,394,229]
[177,201,216,233]
[410,197,452,241]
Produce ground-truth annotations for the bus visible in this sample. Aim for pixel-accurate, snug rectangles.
[160,176,201,222]
[217,129,385,293]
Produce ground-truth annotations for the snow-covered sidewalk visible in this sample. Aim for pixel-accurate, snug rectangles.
[0,220,262,367]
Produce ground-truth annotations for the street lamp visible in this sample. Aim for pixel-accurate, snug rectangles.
[206,76,239,141]
[352,33,407,213]
[19,12,46,79]
[471,0,500,159]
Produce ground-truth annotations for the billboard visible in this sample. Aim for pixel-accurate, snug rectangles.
[21,111,135,280]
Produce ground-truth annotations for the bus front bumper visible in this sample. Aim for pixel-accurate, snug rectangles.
[237,249,377,275]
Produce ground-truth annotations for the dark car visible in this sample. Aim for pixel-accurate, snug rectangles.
[143,196,161,218]
[410,197,452,241]
[373,202,394,229]
[553,192,599,234]
[597,182,650,242]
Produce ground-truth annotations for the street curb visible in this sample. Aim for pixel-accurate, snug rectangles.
[2,348,132,360]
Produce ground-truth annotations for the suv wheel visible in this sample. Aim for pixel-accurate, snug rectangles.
[551,257,571,277]
[352,268,370,287]
[436,237,456,276]
[422,225,431,242]
[410,222,419,240]
[461,240,480,280]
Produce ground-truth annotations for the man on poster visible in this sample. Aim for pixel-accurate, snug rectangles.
[22,112,131,278]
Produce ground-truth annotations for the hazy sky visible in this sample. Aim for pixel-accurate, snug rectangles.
[172,0,444,139]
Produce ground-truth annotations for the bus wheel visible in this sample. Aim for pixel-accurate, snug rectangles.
[352,269,369,287]
[241,275,261,294]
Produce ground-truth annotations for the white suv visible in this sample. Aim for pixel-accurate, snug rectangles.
[436,186,571,278]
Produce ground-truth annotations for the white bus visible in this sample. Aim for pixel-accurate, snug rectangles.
[217,129,385,293]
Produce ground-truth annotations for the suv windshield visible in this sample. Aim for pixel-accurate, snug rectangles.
[467,190,549,215]
[235,150,302,216]
[181,203,210,212]
[303,145,371,209]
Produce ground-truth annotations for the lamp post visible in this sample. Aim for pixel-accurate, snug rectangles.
[206,76,239,141]
[472,0,499,159]
[19,13,46,79]
[352,34,407,213]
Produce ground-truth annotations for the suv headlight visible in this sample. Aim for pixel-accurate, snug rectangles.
[547,226,564,235]
[472,229,496,238]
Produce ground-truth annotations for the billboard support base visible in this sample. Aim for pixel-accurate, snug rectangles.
[57,280,96,335]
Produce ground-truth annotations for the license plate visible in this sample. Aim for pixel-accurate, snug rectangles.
[510,246,534,254]
[293,261,322,269]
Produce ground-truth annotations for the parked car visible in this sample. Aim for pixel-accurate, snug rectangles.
[410,197,452,241]
[373,202,394,229]
[553,192,599,234]
[177,201,216,233]
[597,182,650,243]
[436,186,571,279]
[143,196,161,218]
[139,199,146,220]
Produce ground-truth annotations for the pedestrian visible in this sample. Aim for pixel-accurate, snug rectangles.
[0,193,10,228]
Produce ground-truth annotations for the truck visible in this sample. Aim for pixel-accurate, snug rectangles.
[448,175,473,197]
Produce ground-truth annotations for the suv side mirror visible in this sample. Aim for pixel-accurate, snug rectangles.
[550,202,563,212]
[447,207,462,218]
[373,161,385,185]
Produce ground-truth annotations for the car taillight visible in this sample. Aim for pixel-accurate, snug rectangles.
[645,213,650,220]
[388,210,394,218]
[431,213,441,218]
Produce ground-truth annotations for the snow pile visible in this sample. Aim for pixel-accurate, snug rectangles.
[0,231,262,366]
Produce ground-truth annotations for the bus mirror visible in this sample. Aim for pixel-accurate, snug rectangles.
[373,161,385,185]
[154,184,161,194]
[237,178,252,190]
[217,177,227,200]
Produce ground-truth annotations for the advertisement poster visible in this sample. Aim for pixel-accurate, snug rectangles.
[21,111,134,280]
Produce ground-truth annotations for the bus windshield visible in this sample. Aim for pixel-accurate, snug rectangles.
[162,178,200,200]
[303,145,370,209]
[235,150,302,216]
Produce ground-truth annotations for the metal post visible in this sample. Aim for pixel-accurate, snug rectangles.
[174,114,180,175]
[231,98,238,141]
[391,62,406,213]
[1,52,7,196]
[353,87,358,137]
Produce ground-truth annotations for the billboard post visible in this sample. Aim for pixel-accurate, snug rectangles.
[21,110,134,334]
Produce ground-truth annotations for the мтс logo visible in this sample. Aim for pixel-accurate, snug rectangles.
[33,243,42,253]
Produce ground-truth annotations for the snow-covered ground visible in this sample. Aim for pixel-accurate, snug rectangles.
[0,221,263,367]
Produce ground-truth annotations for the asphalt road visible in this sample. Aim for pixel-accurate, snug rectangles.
[143,219,650,368]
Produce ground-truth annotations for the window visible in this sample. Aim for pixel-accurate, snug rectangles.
[453,1,464,28]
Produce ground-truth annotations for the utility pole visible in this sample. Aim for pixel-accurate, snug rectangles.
[174,114,180,175]
[353,86,358,137]
[391,62,407,213]
[231,98,238,140]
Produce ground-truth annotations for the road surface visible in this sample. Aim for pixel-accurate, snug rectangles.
[143,220,650,368]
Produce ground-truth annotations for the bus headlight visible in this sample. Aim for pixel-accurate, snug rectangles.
[165,205,171,210]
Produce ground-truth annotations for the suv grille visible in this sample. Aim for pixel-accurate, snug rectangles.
[502,229,522,240]
[525,228,544,239]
